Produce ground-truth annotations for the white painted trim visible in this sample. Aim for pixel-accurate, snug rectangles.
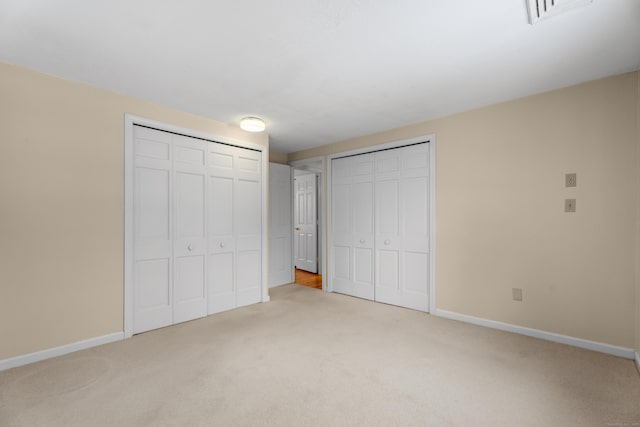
[289,156,327,291]
[635,352,640,371]
[124,114,269,338]
[436,309,636,360]
[326,157,334,293]
[428,137,437,314]
[326,134,436,309]
[0,332,124,371]
[260,139,269,304]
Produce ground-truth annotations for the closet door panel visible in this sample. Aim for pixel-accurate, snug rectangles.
[331,157,353,294]
[207,172,235,314]
[208,143,236,313]
[236,250,261,307]
[173,136,207,324]
[133,126,173,333]
[134,259,172,333]
[235,168,262,307]
[208,253,235,314]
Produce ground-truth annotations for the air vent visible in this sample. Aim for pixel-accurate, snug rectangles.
[526,0,593,24]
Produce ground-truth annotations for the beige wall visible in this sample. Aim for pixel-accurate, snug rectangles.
[291,72,640,349]
[269,150,288,165]
[0,62,268,360]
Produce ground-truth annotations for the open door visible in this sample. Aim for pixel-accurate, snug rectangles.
[268,163,293,287]
[294,172,318,273]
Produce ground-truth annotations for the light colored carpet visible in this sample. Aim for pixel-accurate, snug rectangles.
[1,284,639,427]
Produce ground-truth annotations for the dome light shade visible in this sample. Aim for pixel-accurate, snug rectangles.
[240,117,266,132]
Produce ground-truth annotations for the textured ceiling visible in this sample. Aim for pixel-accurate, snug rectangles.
[1,0,639,153]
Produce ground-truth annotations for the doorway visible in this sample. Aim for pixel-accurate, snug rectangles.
[290,158,325,291]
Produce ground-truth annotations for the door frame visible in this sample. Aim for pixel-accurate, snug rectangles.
[289,157,326,291]
[327,134,437,313]
[124,114,269,339]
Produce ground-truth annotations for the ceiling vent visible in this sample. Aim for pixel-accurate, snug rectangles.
[526,0,593,24]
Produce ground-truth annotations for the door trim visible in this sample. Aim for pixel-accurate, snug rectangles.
[327,135,436,313]
[124,114,268,339]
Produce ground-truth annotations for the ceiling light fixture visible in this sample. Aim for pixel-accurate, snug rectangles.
[240,116,266,132]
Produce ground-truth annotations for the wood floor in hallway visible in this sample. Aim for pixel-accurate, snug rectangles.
[294,268,322,290]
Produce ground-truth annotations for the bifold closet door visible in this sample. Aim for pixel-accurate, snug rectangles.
[374,144,429,311]
[172,135,208,324]
[331,143,429,312]
[331,153,375,300]
[208,143,262,314]
[133,127,208,334]
[133,127,173,333]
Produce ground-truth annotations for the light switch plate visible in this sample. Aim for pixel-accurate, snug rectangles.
[565,173,577,187]
[512,288,523,301]
[565,199,576,212]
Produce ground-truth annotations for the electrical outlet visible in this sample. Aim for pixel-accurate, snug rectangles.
[512,288,523,301]
[565,199,576,213]
[565,173,577,187]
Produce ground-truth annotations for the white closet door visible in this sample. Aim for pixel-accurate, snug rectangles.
[208,143,236,314]
[294,172,318,273]
[133,127,173,333]
[331,143,429,311]
[172,135,208,323]
[235,148,262,308]
[207,143,262,313]
[268,163,293,287]
[331,154,375,300]
[374,144,429,311]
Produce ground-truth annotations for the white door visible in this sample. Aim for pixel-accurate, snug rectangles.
[374,144,430,311]
[294,172,318,273]
[269,163,293,287]
[235,148,263,308]
[331,154,375,300]
[208,143,262,314]
[172,135,208,323]
[330,144,429,311]
[133,126,173,333]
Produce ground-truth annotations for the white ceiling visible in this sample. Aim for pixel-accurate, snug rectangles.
[1,0,639,153]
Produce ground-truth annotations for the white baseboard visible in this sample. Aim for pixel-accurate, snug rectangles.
[435,309,636,360]
[635,352,640,372]
[0,332,124,371]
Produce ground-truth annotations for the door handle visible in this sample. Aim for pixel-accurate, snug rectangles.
[294,227,300,231]
[384,239,390,245]
[359,239,365,244]
[187,244,193,251]
[219,243,225,248]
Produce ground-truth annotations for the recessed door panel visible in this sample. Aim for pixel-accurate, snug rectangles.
[209,176,233,237]
[353,182,373,235]
[174,255,206,323]
[237,250,261,307]
[354,248,373,286]
[405,252,428,293]
[334,246,350,280]
[236,179,261,235]
[136,168,170,241]
[136,259,170,309]
[208,252,235,314]
[376,180,399,235]
[333,184,351,236]
[376,251,399,289]
[176,172,205,239]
